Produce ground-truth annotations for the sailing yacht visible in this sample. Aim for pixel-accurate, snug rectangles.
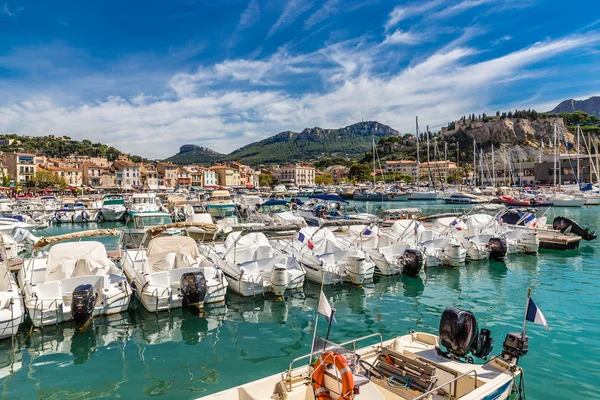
[409,117,438,200]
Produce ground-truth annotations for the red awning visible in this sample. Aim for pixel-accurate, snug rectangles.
[246,184,254,189]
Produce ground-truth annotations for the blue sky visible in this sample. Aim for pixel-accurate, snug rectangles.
[1,0,600,158]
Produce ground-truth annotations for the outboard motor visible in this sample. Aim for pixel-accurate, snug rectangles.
[401,249,423,277]
[501,331,529,362]
[439,308,494,361]
[553,216,597,241]
[180,271,207,309]
[487,237,507,260]
[270,265,289,296]
[72,284,97,324]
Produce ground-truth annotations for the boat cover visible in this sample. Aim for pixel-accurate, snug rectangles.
[465,214,495,227]
[147,236,200,272]
[46,241,117,281]
[225,232,271,263]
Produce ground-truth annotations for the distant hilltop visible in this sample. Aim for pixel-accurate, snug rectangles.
[165,121,399,165]
[548,96,600,117]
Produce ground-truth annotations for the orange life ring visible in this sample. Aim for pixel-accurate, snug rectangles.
[312,351,355,400]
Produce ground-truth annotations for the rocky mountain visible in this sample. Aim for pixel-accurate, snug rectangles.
[166,145,225,165]
[167,121,400,165]
[549,96,600,117]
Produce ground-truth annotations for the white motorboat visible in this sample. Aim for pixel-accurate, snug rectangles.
[0,237,24,340]
[408,190,438,200]
[121,212,174,248]
[200,228,306,297]
[19,230,132,327]
[419,237,466,267]
[99,194,127,221]
[337,225,424,277]
[460,234,508,261]
[271,224,375,285]
[53,202,96,223]
[127,193,162,217]
[205,308,529,400]
[121,234,228,312]
[545,193,585,207]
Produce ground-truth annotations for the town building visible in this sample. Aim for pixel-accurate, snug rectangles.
[384,160,418,179]
[101,171,116,187]
[2,153,46,184]
[82,162,104,186]
[156,162,178,189]
[40,164,83,187]
[277,165,315,187]
[113,159,141,189]
[326,165,350,183]
[140,163,159,190]
[177,167,192,190]
[210,164,240,187]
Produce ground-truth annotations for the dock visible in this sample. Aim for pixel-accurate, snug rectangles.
[537,231,582,250]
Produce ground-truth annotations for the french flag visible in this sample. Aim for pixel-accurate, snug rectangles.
[526,298,549,330]
[298,232,314,250]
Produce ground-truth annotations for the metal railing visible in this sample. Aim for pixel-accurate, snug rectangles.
[285,333,383,391]
[412,369,479,400]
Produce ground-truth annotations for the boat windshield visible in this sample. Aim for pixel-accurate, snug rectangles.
[133,215,172,229]
[208,205,237,219]
[259,204,288,213]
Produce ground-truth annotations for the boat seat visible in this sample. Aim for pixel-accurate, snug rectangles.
[147,271,170,289]
[32,281,61,301]
[61,275,102,296]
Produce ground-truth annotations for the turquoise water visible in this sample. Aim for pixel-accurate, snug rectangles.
[0,202,599,399]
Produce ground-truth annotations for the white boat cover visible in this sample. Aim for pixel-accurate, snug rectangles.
[147,236,200,272]
[189,213,213,224]
[273,211,305,225]
[225,232,271,263]
[432,217,468,231]
[465,214,495,227]
[46,241,117,281]
[391,220,424,239]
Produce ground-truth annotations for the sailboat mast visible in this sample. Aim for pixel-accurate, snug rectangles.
[427,126,431,186]
[553,122,557,192]
[473,139,477,186]
[444,142,448,185]
[372,134,376,187]
[416,116,420,189]
[577,124,581,184]
[492,143,495,188]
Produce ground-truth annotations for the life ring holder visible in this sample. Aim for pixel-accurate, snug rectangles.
[312,351,355,400]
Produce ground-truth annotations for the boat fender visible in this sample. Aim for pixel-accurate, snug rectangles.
[312,351,355,400]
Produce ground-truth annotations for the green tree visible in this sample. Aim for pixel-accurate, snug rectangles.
[258,173,274,187]
[349,163,371,183]
[315,173,334,185]
[1,174,9,188]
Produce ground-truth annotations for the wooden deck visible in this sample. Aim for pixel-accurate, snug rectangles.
[537,231,582,250]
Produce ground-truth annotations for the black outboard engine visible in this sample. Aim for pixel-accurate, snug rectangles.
[488,237,507,260]
[180,271,207,309]
[72,284,97,324]
[553,216,597,241]
[439,308,493,361]
[501,332,529,362]
[401,249,424,277]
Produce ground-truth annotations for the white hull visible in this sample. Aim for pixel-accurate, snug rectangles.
[409,192,438,200]
[100,208,126,221]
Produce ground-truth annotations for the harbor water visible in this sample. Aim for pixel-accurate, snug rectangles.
[0,201,599,399]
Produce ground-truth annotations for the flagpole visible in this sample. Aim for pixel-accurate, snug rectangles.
[309,279,327,366]
[325,309,336,342]
[522,287,531,336]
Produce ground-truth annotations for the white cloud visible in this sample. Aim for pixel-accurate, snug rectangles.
[267,0,314,38]
[382,30,425,46]
[237,0,260,30]
[304,0,339,30]
[1,25,598,159]
[2,2,14,17]
[384,0,443,31]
